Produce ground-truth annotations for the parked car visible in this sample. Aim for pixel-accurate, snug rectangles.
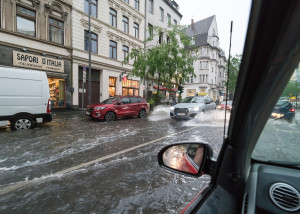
[170,96,216,119]
[0,66,53,130]
[271,100,295,121]
[158,0,300,213]
[217,101,233,111]
[86,96,148,121]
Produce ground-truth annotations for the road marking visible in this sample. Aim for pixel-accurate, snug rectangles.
[0,127,198,196]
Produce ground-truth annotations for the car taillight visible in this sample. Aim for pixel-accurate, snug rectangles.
[289,108,295,112]
[47,99,51,113]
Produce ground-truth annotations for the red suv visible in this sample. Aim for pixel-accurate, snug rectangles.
[86,96,148,121]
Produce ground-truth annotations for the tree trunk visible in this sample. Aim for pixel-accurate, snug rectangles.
[156,73,161,104]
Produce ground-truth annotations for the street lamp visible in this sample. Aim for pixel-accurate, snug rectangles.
[88,0,92,106]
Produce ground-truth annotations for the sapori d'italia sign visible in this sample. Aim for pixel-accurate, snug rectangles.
[13,51,64,73]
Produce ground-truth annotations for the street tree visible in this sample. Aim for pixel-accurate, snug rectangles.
[282,80,300,105]
[123,25,197,103]
[225,54,241,99]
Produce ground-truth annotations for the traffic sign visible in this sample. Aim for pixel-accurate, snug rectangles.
[83,70,86,83]
[83,65,86,71]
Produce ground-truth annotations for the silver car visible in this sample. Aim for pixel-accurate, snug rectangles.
[170,96,216,119]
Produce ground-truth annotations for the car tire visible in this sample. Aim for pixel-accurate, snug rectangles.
[104,112,116,122]
[138,109,146,118]
[11,116,34,130]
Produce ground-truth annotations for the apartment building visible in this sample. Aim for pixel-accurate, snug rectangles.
[184,15,226,101]
[0,0,73,108]
[72,0,145,108]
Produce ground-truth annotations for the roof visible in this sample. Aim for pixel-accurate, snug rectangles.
[185,15,215,37]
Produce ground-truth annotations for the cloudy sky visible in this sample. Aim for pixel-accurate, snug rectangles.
[175,0,252,57]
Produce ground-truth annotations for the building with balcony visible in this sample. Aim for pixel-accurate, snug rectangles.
[71,0,145,108]
[183,15,226,102]
[0,0,73,108]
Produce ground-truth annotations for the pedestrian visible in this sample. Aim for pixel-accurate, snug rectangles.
[172,97,177,106]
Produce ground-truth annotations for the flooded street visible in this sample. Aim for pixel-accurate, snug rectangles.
[0,107,228,213]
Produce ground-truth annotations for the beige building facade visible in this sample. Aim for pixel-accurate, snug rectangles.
[72,0,145,108]
[0,0,73,108]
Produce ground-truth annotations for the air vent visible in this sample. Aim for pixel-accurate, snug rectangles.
[243,194,249,214]
[269,183,300,212]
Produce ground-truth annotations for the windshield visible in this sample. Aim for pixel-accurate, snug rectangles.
[181,97,204,103]
[252,68,300,168]
[101,97,121,104]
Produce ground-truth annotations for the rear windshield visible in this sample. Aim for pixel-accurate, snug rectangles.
[276,100,288,106]
[101,97,121,104]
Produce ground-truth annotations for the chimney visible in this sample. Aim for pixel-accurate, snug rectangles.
[191,19,194,29]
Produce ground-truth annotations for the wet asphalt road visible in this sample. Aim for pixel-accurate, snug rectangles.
[0,107,227,213]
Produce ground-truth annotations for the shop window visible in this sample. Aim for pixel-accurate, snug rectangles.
[123,16,129,33]
[109,40,117,59]
[84,30,98,53]
[109,8,117,27]
[134,22,139,38]
[122,79,139,96]
[109,77,117,97]
[49,17,64,45]
[187,89,196,97]
[48,78,65,108]
[84,0,97,18]
[16,5,36,37]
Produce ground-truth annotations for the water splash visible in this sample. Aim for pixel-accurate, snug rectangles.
[183,110,231,127]
[148,105,172,121]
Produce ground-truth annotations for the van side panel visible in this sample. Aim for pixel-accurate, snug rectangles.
[0,67,50,117]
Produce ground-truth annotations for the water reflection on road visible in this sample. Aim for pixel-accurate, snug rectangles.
[0,106,226,213]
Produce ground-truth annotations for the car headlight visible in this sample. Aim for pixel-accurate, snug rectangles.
[94,107,106,111]
[170,107,174,110]
[193,107,200,111]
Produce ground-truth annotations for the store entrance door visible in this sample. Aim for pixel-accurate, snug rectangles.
[78,67,100,108]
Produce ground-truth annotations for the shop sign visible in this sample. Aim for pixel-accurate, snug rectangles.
[122,76,128,81]
[13,51,64,73]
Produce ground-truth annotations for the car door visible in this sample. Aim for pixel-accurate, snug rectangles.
[129,97,139,116]
[118,97,131,117]
[158,0,300,213]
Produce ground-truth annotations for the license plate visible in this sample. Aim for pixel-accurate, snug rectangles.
[177,113,185,116]
[85,111,90,115]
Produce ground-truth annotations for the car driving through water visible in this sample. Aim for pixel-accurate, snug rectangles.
[170,96,216,119]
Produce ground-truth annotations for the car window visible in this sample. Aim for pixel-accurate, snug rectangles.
[137,97,144,103]
[101,97,120,104]
[252,67,300,167]
[120,97,130,104]
[130,97,138,103]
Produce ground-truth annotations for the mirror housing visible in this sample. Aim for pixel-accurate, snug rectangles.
[158,142,215,177]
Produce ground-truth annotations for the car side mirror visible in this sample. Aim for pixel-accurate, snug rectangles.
[158,142,215,177]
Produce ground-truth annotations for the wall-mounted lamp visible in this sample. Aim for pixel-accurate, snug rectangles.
[21,48,27,52]
[42,53,47,56]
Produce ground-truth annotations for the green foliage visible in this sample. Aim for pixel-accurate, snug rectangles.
[123,25,198,89]
[224,55,241,96]
[282,80,300,97]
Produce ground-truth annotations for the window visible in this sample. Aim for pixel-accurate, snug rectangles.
[191,76,193,83]
[134,0,139,10]
[174,19,177,26]
[200,61,202,68]
[133,22,139,38]
[130,97,138,103]
[84,30,98,53]
[212,66,214,72]
[84,0,97,18]
[159,32,163,44]
[206,74,208,82]
[109,40,117,59]
[167,14,171,25]
[109,77,117,97]
[49,17,64,45]
[167,36,170,44]
[203,75,205,82]
[160,7,164,22]
[109,8,117,27]
[122,16,129,33]
[124,0,129,3]
[122,79,140,96]
[123,45,129,61]
[148,24,153,39]
[120,97,130,104]
[16,6,36,37]
[148,0,153,14]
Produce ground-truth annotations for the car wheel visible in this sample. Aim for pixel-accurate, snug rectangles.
[138,109,146,118]
[104,112,116,122]
[11,116,34,130]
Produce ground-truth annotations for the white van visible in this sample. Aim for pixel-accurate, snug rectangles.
[0,66,53,130]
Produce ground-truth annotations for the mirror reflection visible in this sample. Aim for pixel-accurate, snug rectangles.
[162,144,204,174]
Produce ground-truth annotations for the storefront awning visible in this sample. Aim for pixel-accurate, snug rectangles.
[46,71,67,79]
[153,86,178,92]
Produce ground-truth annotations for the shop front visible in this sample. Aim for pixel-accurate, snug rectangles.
[0,46,72,108]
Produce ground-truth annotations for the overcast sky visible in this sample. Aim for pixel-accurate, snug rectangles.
[175,0,252,57]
